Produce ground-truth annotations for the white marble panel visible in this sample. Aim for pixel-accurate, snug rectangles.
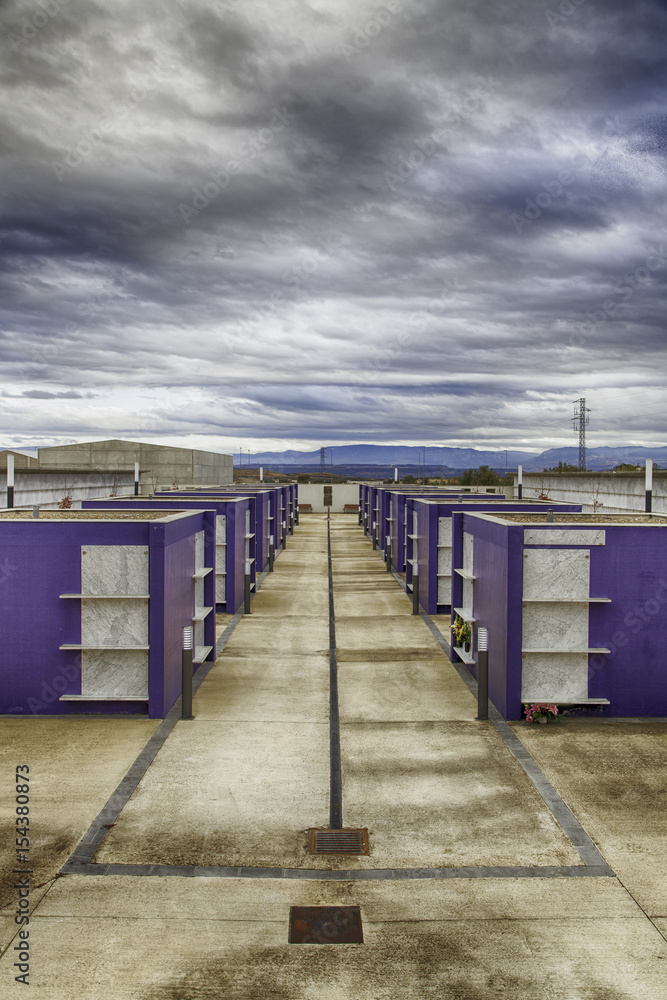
[245,509,250,534]
[438,517,452,545]
[216,543,227,575]
[437,546,452,575]
[195,577,204,608]
[194,618,205,650]
[521,653,588,701]
[216,573,226,602]
[524,529,605,546]
[81,650,148,698]
[195,530,205,570]
[522,548,590,601]
[412,511,418,534]
[81,545,148,595]
[437,577,451,604]
[462,532,474,573]
[462,578,473,611]
[216,515,227,544]
[522,602,588,650]
[81,599,148,646]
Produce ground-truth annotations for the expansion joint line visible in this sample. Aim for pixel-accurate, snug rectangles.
[327,517,343,830]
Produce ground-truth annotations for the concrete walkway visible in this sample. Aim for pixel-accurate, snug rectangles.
[1,514,666,998]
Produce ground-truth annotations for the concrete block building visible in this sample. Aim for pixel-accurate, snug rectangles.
[38,439,233,493]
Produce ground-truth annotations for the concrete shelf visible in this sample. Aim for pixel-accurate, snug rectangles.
[521,597,611,603]
[453,645,475,664]
[453,607,476,622]
[59,694,149,702]
[60,593,149,599]
[193,645,213,663]
[193,606,214,622]
[59,643,150,651]
[454,568,476,581]
[521,647,611,654]
[192,568,213,580]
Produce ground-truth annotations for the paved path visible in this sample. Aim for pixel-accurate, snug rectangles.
[1,514,666,998]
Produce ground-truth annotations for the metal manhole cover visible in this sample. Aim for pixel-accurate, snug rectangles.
[288,905,363,944]
[308,828,369,855]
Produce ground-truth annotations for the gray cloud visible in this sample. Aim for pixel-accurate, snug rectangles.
[1,0,666,453]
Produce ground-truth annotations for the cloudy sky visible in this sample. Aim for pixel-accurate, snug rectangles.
[1,0,666,456]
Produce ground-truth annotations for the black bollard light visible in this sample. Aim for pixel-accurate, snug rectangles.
[386,537,392,572]
[412,573,420,615]
[268,533,274,572]
[6,454,14,509]
[244,559,252,613]
[476,626,489,721]
[181,626,194,720]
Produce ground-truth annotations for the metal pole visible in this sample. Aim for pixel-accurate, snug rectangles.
[244,560,251,613]
[181,626,194,720]
[269,535,274,572]
[6,454,14,508]
[476,626,489,721]
[394,466,398,483]
[134,461,140,496]
[412,573,420,614]
[517,464,523,499]
[645,459,653,513]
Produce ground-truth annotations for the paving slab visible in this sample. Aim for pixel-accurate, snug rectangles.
[513,719,667,916]
[3,876,665,999]
[0,717,158,916]
[192,654,330,722]
[338,658,476,722]
[340,721,580,869]
[250,585,329,616]
[221,616,329,658]
[336,615,443,661]
[95,719,330,868]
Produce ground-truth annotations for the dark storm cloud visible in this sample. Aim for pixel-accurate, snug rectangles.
[1,0,666,452]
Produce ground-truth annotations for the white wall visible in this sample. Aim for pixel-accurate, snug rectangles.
[514,472,666,514]
[297,483,361,513]
[0,471,135,509]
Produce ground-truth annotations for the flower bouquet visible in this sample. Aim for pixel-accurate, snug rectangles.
[524,703,559,724]
[452,614,472,651]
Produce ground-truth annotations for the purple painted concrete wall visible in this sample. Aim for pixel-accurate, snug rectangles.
[454,514,667,719]
[0,513,213,718]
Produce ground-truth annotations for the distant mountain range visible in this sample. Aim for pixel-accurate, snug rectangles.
[240,444,667,472]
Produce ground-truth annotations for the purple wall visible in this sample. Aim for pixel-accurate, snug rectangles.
[455,514,667,719]
[0,512,214,718]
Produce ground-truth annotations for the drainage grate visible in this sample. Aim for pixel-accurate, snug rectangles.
[289,905,363,944]
[308,828,369,855]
